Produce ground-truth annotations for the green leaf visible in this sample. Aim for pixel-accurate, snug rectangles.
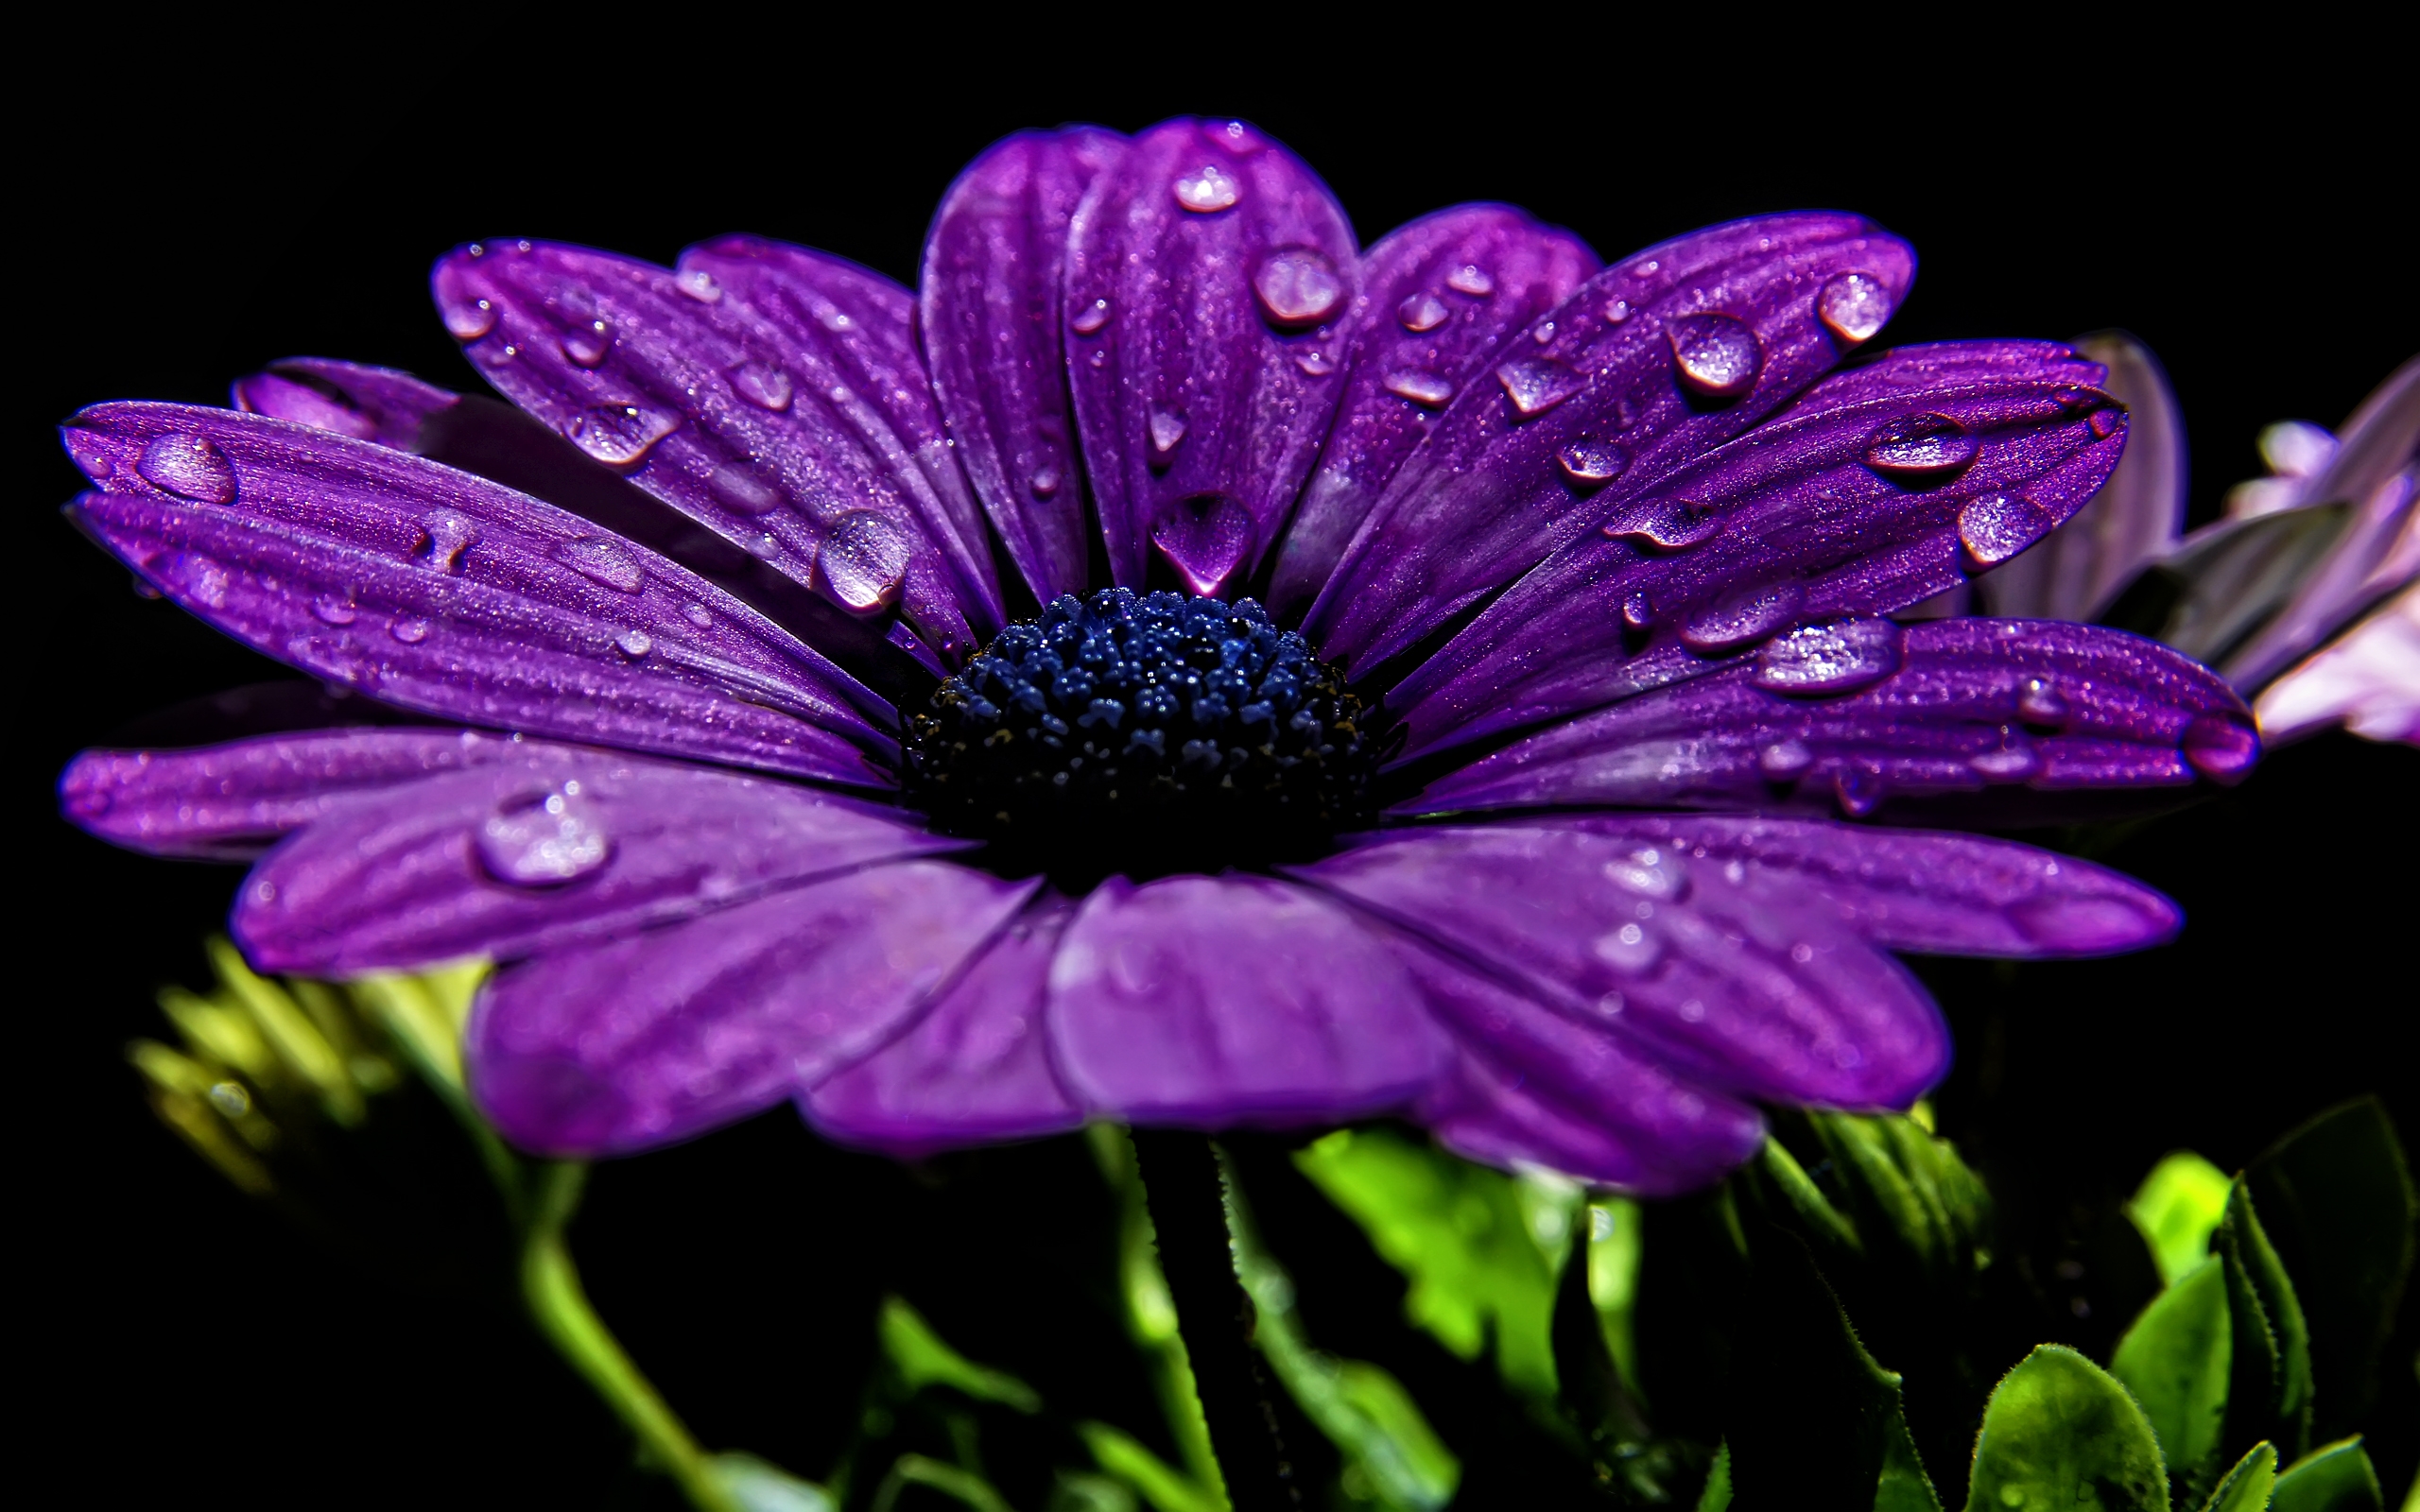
[1634,1186,1754,1441]
[2198,1443,2277,1512]
[877,1296,1042,1413]
[2129,1152,2235,1288]
[2217,1180,2313,1461]
[1698,1442,1734,1512]
[1962,1345,2167,1512]
[2110,1254,2232,1482]
[710,1453,834,1512]
[2273,1437,2384,1512]
[1755,1111,1992,1288]
[1876,1409,1947,1512]
[872,1453,1018,1512]
[2248,1099,2419,1435]
[1079,1423,1224,1512]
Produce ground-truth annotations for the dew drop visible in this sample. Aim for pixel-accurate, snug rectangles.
[1603,850,1682,899]
[419,509,480,573]
[1398,293,1450,332]
[567,404,678,466]
[675,267,721,302]
[1172,163,1240,213]
[2181,713,2259,782]
[2088,407,2129,440]
[1030,465,1063,499]
[136,434,237,503]
[558,535,648,593]
[1754,617,1903,695]
[2017,678,2069,726]
[1817,271,1894,345]
[1606,497,1721,551]
[1679,581,1806,652]
[1968,732,2040,781]
[1532,321,1558,345]
[1604,298,1634,325]
[820,511,910,610]
[1207,118,1265,156]
[562,320,613,368]
[311,593,357,626]
[684,603,715,629]
[390,617,431,644]
[1294,350,1336,377]
[1149,409,1188,454]
[730,360,794,411]
[442,295,497,340]
[1957,491,2056,568]
[1496,357,1581,417]
[1386,369,1455,407]
[1070,298,1111,335]
[1834,766,1886,817]
[1668,313,1763,399]
[1445,264,1494,297]
[478,786,610,886]
[1151,492,1256,597]
[1557,439,1627,485]
[1253,248,1344,326]
[1593,921,1662,973]
[1865,413,1979,478]
[615,628,653,659]
[709,461,785,515]
[1759,738,1816,780]
[1622,591,1655,629]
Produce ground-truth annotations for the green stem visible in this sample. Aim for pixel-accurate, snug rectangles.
[520,1161,738,1512]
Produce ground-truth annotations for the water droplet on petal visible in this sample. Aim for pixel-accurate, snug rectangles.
[820,511,910,610]
[709,462,785,516]
[1593,921,1662,972]
[419,509,479,572]
[1865,413,1979,478]
[1668,313,1763,399]
[1834,765,1886,817]
[562,320,613,368]
[2017,678,2069,726]
[567,404,678,466]
[1149,409,1188,454]
[478,786,610,885]
[2181,712,2259,782]
[1754,617,1903,695]
[1958,491,2056,568]
[1557,440,1627,485]
[1817,271,1894,345]
[1207,118,1265,155]
[2088,407,2128,440]
[1968,731,2040,781]
[1445,264,1494,297]
[559,536,647,593]
[1172,163,1240,213]
[1603,850,1683,899]
[1680,581,1806,651]
[730,360,794,411]
[614,628,652,659]
[390,617,431,644]
[675,267,721,302]
[1496,357,1580,417]
[1253,248,1343,326]
[442,295,497,340]
[1759,739,1816,780]
[1151,493,1256,596]
[1386,370,1455,407]
[1398,293,1450,332]
[1604,298,1634,325]
[1606,498,1721,551]
[1622,591,1655,628]
[311,593,357,626]
[1030,466,1062,499]
[1295,350,1336,377]
[137,434,237,503]
[684,603,714,629]
[1070,298,1111,335]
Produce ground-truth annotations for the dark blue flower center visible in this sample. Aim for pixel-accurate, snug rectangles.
[905,590,1376,876]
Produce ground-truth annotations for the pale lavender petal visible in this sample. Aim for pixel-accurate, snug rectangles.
[919,128,1127,603]
[1293,825,1947,1108]
[1046,873,1448,1125]
[1979,332,2186,621]
[1533,814,2180,957]
[1267,204,1597,618]
[60,728,532,861]
[1390,341,2122,759]
[1405,619,2257,821]
[235,752,960,974]
[63,403,891,783]
[233,358,460,450]
[1303,214,1918,672]
[468,861,1036,1156]
[2255,583,2420,746]
[805,893,1083,1149]
[1064,117,1357,595]
[430,238,997,660]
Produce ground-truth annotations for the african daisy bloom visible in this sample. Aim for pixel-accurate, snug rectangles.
[57,118,2259,1194]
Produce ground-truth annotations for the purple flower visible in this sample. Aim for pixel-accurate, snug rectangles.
[57,119,2258,1194]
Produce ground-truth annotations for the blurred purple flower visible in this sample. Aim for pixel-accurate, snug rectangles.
[58,120,2258,1194]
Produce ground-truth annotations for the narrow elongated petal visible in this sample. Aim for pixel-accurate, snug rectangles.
[468,861,1036,1156]
[806,894,1084,1148]
[1046,874,1448,1125]
[1304,214,1918,671]
[431,238,997,659]
[233,358,460,450]
[1979,332,2185,621]
[919,128,1127,603]
[63,403,892,782]
[61,728,532,860]
[2255,583,2420,746]
[235,752,960,974]
[1391,342,2123,758]
[1295,825,1947,1108]
[1267,205,1597,617]
[1405,619,2256,819]
[1064,118,1357,595]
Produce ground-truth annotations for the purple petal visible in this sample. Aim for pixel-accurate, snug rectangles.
[430,238,997,660]
[1530,814,2180,957]
[919,128,1127,603]
[61,728,532,860]
[233,358,460,450]
[805,893,1084,1150]
[1302,214,1918,672]
[234,752,960,974]
[64,403,891,782]
[1390,341,2122,759]
[1293,824,1948,1108]
[468,861,1036,1157]
[1979,332,2186,621]
[1046,873,1448,1125]
[1266,205,1598,618]
[1064,117,1358,595]
[2255,583,2420,745]
[1405,619,2256,820]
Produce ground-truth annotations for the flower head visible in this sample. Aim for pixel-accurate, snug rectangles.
[59,119,2257,1194]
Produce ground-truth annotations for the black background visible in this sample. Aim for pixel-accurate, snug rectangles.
[17,28,2415,1509]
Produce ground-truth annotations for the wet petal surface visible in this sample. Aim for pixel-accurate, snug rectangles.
[233,358,460,450]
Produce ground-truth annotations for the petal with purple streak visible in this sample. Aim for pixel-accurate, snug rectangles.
[235,751,961,974]
[919,128,1127,604]
[807,893,1084,1149]
[1304,213,1918,672]
[1294,826,1948,1108]
[65,403,891,782]
[233,358,460,450]
[1046,873,1448,1125]
[1064,118,1357,595]
[1390,341,2123,758]
[1404,619,2256,820]
[468,861,1036,1157]
[1267,205,1597,618]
